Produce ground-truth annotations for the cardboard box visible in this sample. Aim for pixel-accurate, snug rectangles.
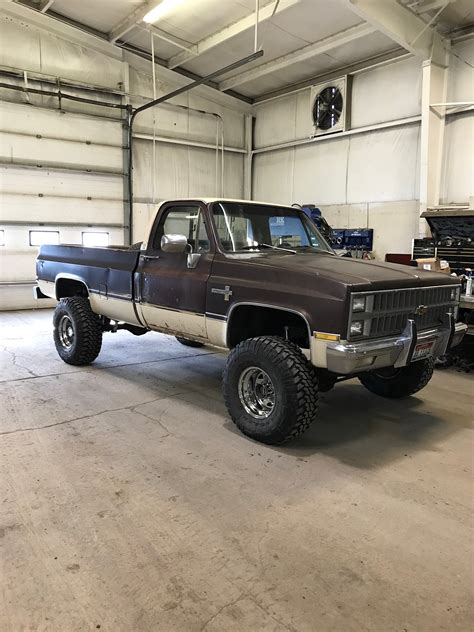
[416,257,451,274]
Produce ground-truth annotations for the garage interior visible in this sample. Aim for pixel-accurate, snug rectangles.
[0,0,473,630]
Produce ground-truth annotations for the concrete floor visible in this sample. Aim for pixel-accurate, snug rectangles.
[1,309,472,632]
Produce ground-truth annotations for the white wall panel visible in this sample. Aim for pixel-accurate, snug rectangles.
[0,224,124,311]
[133,139,189,201]
[39,33,123,90]
[0,15,42,75]
[0,5,249,309]
[292,137,349,205]
[254,124,420,207]
[0,132,123,172]
[0,101,123,145]
[254,57,422,150]
[0,166,122,200]
[253,149,295,204]
[189,95,245,149]
[441,113,474,204]
[447,40,474,103]
[187,147,221,197]
[368,200,419,259]
[133,138,244,206]
[0,225,125,283]
[130,69,246,149]
[0,13,123,90]
[317,200,419,258]
[351,57,421,128]
[321,203,368,230]
[131,202,157,245]
[223,153,245,200]
[0,195,122,225]
[347,125,420,203]
[254,94,299,149]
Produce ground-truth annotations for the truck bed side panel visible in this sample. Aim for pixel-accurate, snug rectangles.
[37,245,143,326]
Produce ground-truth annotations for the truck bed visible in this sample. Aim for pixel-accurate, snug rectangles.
[37,244,141,303]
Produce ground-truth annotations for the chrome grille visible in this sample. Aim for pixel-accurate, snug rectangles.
[349,285,458,340]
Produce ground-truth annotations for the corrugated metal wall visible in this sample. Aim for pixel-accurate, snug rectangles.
[127,56,247,241]
[0,9,249,310]
[253,51,473,258]
[441,39,474,205]
[253,56,423,258]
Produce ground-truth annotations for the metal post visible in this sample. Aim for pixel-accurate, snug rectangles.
[127,49,263,243]
[254,0,260,51]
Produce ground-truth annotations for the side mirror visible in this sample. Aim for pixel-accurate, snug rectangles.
[161,234,188,253]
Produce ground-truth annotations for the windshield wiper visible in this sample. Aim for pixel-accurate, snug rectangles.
[241,242,296,254]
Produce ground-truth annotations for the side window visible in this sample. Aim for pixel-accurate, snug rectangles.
[152,206,210,253]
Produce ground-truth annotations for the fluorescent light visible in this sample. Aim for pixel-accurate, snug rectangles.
[143,0,185,24]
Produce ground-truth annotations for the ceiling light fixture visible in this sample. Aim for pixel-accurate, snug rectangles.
[143,0,185,24]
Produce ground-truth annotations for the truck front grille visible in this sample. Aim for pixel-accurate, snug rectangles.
[349,285,458,340]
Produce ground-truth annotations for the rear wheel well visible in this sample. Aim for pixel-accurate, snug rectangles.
[227,305,310,349]
[56,278,89,300]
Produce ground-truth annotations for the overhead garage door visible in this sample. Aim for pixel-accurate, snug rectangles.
[0,100,126,310]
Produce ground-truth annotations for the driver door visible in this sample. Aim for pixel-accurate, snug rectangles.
[137,202,213,339]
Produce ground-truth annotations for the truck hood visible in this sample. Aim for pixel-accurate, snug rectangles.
[238,251,456,290]
[421,209,473,243]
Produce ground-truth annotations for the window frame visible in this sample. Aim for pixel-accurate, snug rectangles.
[81,231,110,247]
[29,230,60,247]
[209,201,334,255]
[148,201,213,255]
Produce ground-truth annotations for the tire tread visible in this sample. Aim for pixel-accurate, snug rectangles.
[359,357,435,398]
[53,297,102,365]
[223,336,319,444]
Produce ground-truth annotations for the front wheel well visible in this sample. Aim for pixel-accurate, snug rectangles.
[55,278,89,300]
[227,305,310,349]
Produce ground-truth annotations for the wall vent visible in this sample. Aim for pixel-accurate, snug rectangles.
[310,76,352,137]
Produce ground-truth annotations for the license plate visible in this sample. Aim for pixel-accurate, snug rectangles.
[412,340,435,361]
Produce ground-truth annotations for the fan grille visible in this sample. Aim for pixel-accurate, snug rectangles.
[313,86,343,131]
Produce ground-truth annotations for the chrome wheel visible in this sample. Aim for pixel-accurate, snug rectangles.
[238,366,276,419]
[58,315,75,349]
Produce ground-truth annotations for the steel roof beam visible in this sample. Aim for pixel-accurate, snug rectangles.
[109,1,162,43]
[39,0,55,12]
[167,0,300,70]
[343,0,448,64]
[219,22,375,91]
[407,0,456,14]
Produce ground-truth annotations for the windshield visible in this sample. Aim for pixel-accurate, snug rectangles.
[211,202,334,254]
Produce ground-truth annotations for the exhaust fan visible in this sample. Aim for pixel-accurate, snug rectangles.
[310,76,351,136]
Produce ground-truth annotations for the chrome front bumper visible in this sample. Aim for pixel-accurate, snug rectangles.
[311,318,467,375]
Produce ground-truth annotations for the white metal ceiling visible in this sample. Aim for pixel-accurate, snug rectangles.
[14,0,474,100]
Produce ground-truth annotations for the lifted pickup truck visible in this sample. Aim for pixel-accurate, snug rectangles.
[36,198,467,444]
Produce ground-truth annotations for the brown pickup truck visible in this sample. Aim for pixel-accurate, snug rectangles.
[36,198,467,444]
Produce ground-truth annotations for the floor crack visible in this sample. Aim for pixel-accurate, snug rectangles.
[0,392,191,436]
[131,395,190,438]
[0,351,222,385]
[1,345,39,379]
[199,592,246,631]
